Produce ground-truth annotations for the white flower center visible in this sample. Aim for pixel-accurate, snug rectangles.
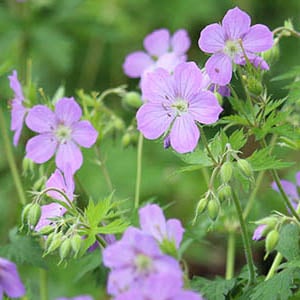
[171,98,188,116]
[54,124,72,144]
[134,254,153,274]
[224,40,242,59]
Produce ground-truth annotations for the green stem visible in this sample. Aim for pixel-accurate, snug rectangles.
[134,133,143,209]
[95,147,113,193]
[226,231,235,280]
[232,191,256,286]
[265,252,283,281]
[199,126,218,165]
[39,269,48,300]
[0,108,26,205]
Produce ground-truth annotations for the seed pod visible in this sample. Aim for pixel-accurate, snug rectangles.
[59,239,72,261]
[237,159,253,178]
[27,203,41,228]
[220,161,233,183]
[207,199,220,221]
[123,91,143,109]
[265,229,279,254]
[70,234,82,256]
[218,184,232,202]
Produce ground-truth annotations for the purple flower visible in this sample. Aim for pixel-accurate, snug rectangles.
[25,97,98,174]
[0,257,26,299]
[8,70,28,146]
[35,167,74,231]
[103,227,182,295]
[123,29,190,80]
[139,204,184,249]
[114,273,203,300]
[201,69,230,97]
[56,296,93,300]
[252,224,267,241]
[198,7,273,85]
[271,171,300,210]
[137,62,223,153]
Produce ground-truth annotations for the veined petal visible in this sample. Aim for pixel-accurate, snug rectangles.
[139,204,167,242]
[166,219,184,248]
[26,133,57,163]
[272,180,298,201]
[198,23,225,53]
[11,101,27,146]
[170,114,199,153]
[56,140,83,174]
[8,70,24,102]
[174,62,203,100]
[171,29,191,54]
[205,53,232,85]
[143,29,170,56]
[154,52,186,73]
[136,102,173,140]
[188,90,223,124]
[242,24,273,53]
[141,68,175,103]
[222,7,251,39]
[107,268,135,296]
[123,51,153,78]
[25,105,56,133]
[72,120,98,148]
[55,97,82,126]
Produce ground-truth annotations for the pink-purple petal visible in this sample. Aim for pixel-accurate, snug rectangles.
[188,90,223,124]
[123,51,154,78]
[166,219,184,248]
[107,268,135,296]
[198,23,225,53]
[136,103,173,140]
[56,140,83,174]
[170,114,199,153]
[55,97,82,126]
[25,105,57,133]
[154,52,186,74]
[171,29,191,54]
[143,29,170,57]
[205,53,232,85]
[296,172,300,187]
[174,62,203,100]
[242,24,273,53]
[11,101,27,146]
[26,133,57,163]
[72,120,98,148]
[272,180,298,201]
[222,7,251,39]
[174,291,203,300]
[8,70,24,102]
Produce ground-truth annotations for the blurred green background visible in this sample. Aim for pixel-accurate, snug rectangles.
[0,0,299,299]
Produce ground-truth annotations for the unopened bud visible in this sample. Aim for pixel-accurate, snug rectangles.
[37,225,55,236]
[196,197,209,215]
[262,44,280,66]
[46,232,63,254]
[218,184,232,202]
[237,159,253,178]
[112,116,125,130]
[265,229,279,254]
[27,203,41,228]
[247,76,263,96]
[21,203,33,225]
[32,176,46,191]
[220,161,233,183]
[59,239,72,261]
[207,199,220,221]
[123,91,143,109]
[22,157,35,176]
[122,133,131,148]
[70,234,82,256]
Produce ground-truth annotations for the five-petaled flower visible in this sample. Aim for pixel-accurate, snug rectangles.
[137,62,223,153]
[123,28,190,81]
[198,7,273,85]
[0,257,26,299]
[25,97,98,174]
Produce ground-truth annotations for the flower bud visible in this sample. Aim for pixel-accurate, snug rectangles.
[112,116,125,130]
[196,197,209,215]
[70,234,82,256]
[32,176,46,191]
[237,159,253,178]
[122,91,143,109]
[122,132,131,148]
[265,229,279,254]
[220,161,233,183]
[22,157,35,176]
[207,199,220,221]
[59,239,72,261]
[217,184,232,202]
[27,203,41,228]
[21,203,33,225]
[262,44,280,66]
[45,232,63,254]
[247,76,263,96]
[37,225,55,236]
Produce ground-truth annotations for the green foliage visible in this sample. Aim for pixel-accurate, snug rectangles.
[191,276,236,300]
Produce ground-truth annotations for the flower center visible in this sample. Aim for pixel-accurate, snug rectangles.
[171,98,188,115]
[224,40,242,59]
[54,124,72,144]
[134,254,153,274]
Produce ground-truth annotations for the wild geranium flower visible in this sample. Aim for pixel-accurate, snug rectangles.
[198,7,273,85]
[0,257,26,299]
[25,97,98,174]
[139,204,184,249]
[8,70,28,146]
[56,296,93,300]
[114,273,202,300]
[123,28,190,80]
[103,227,182,296]
[252,224,267,241]
[201,69,230,97]
[137,62,223,153]
[35,167,75,231]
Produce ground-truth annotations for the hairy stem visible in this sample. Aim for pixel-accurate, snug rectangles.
[0,108,26,205]
[95,147,113,193]
[134,133,144,209]
[226,231,236,280]
[199,126,218,165]
[39,269,48,300]
[265,252,283,281]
